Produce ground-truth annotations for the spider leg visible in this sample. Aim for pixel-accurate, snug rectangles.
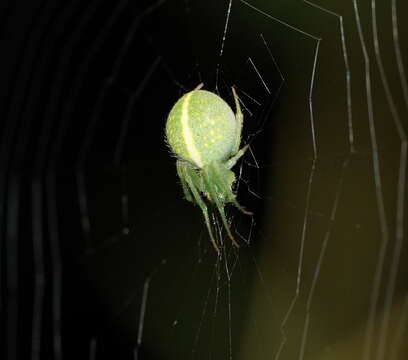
[231,87,243,154]
[225,144,249,170]
[232,200,253,215]
[210,162,253,216]
[176,161,194,202]
[193,83,204,91]
[202,166,239,248]
[177,161,220,254]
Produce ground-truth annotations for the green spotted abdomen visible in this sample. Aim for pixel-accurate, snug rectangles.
[166,89,237,168]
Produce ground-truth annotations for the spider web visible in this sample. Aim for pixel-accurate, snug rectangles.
[1,0,408,359]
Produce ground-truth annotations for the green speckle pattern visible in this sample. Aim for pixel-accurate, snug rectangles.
[166,90,237,168]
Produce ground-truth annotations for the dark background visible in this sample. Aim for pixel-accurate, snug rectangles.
[1,0,408,359]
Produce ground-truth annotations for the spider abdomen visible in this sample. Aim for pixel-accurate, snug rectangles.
[166,89,237,168]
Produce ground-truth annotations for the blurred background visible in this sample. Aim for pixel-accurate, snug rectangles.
[1,0,407,359]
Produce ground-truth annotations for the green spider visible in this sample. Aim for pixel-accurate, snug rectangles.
[165,83,252,254]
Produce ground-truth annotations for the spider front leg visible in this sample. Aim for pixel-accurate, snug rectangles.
[176,161,194,202]
[207,162,253,218]
[202,163,241,248]
[177,161,220,254]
